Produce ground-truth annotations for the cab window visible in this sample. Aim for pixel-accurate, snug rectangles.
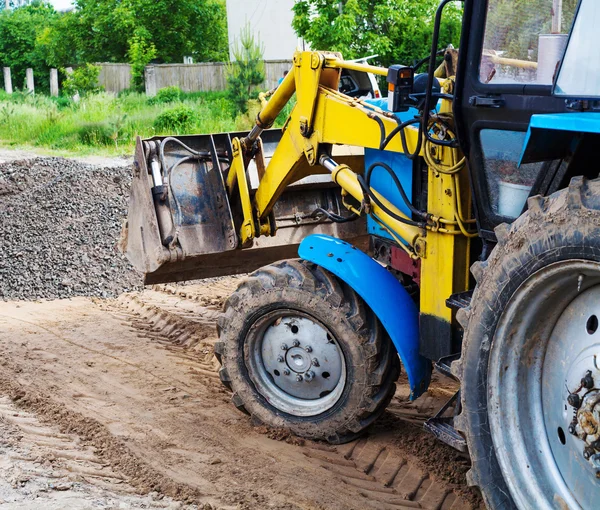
[480,0,577,85]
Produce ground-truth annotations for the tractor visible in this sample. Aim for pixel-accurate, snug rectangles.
[122,0,600,507]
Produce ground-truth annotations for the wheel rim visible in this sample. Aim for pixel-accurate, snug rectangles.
[489,260,600,510]
[245,309,346,417]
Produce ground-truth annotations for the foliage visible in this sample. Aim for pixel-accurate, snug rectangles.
[36,10,80,69]
[127,29,157,91]
[0,0,229,93]
[73,0,229,64]
[0,1,57,92]
[153,104,196,132]
[292,0,463,68]
[77,121,114,146]
[62,64,102,97]
[149,86,183,105]
[0,90,270,155]
[226,24,265,116]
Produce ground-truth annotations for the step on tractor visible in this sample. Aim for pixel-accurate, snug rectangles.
[122,0,600,507]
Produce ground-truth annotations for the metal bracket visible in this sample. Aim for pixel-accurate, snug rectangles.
[423,390,467,452]
[227,137,255,246]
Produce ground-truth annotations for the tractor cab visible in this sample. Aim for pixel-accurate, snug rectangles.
[454,0,582,240]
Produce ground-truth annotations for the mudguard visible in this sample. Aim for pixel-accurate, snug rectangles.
[298,234,431,399]
[520,112,600,165]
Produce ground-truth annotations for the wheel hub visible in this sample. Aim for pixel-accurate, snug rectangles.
[246,311,346,417]
[568,372,600,464]
[286,347,311,373]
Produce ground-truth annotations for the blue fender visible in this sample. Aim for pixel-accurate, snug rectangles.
[520,112,600,165]
[298,234,431,400]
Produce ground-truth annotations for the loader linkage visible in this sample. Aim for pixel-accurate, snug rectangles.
[123,0,600,507]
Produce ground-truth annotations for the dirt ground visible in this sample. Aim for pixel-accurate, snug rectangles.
[0,278,482,509]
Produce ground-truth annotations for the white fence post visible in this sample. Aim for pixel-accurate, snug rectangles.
[50,68,59,97]
[25,68,34,94]
[3,67,12,94]
[145,65,157,97]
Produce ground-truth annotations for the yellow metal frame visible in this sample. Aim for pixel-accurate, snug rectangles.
[226,50,474,333]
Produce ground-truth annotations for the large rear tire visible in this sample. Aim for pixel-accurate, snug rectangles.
[215,259,400,444]
[457,177,600,509]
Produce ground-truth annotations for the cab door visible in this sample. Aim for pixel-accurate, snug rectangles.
[454,0,578,241]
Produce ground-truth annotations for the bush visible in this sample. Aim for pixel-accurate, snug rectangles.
[77,122,114,146]
[149,86,182,105]
[49,95,74,109]
[63,64,102,97]
[153,104,196,132]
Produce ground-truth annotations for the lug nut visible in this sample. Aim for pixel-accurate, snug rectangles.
[305,345,312,353]
[296,374,303,382]
[292,339,300,347]
[584,447,594,460]
[304,370,315,381]
[582,370,595,390]
[277,355,284,363]
[569,423,577,435]
[280,343,288,350]
[568,393,581,409]
[311,358,320,367]
[283,368,290,376]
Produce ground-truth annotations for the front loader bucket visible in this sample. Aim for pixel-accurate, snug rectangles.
[122,129,367,284]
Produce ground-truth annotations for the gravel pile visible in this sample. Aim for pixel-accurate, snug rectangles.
[0,158,143,300]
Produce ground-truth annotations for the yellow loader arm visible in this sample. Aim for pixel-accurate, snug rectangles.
[230,51,471,257]
[229,50,474,331]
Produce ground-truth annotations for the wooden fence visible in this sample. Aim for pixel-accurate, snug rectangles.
[96,60,292,95]
[97,64,132,94]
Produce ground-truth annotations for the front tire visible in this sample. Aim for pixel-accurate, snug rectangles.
[215,259,400,444]
[458,177,600,509]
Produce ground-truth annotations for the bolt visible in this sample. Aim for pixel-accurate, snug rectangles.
[568,393,582,409]
[296,374,303,382]
[569,423,577,435]
[292,340,300,347]
[304,370,315,382]
[280,343,288,351]
[305,345,313,353]
[582,370,595,390]
[584,447,594,460]
[312,358,320,367]
[277,355,284,363]
[283,369,290,376]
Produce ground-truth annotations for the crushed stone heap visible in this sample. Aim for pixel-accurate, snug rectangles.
[0,158,143,300]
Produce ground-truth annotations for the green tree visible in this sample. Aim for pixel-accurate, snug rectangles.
[226,24,265,116]
[292,0,463,68]
[127,28,157,91]
[0,1,57,92]
[62,63,102,97]
[73,0,229,64]
[36,10,81,69]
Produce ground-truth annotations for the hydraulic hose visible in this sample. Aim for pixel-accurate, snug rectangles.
[364,162,429,221]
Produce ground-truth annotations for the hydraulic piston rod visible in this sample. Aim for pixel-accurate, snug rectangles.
[243,69,296,148]
[320,155,424,248]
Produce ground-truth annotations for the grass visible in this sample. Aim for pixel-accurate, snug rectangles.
[0,88,292,157]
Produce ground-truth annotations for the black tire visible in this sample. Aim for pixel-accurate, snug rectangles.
[456,177,600,509]
[215,258,400,444]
